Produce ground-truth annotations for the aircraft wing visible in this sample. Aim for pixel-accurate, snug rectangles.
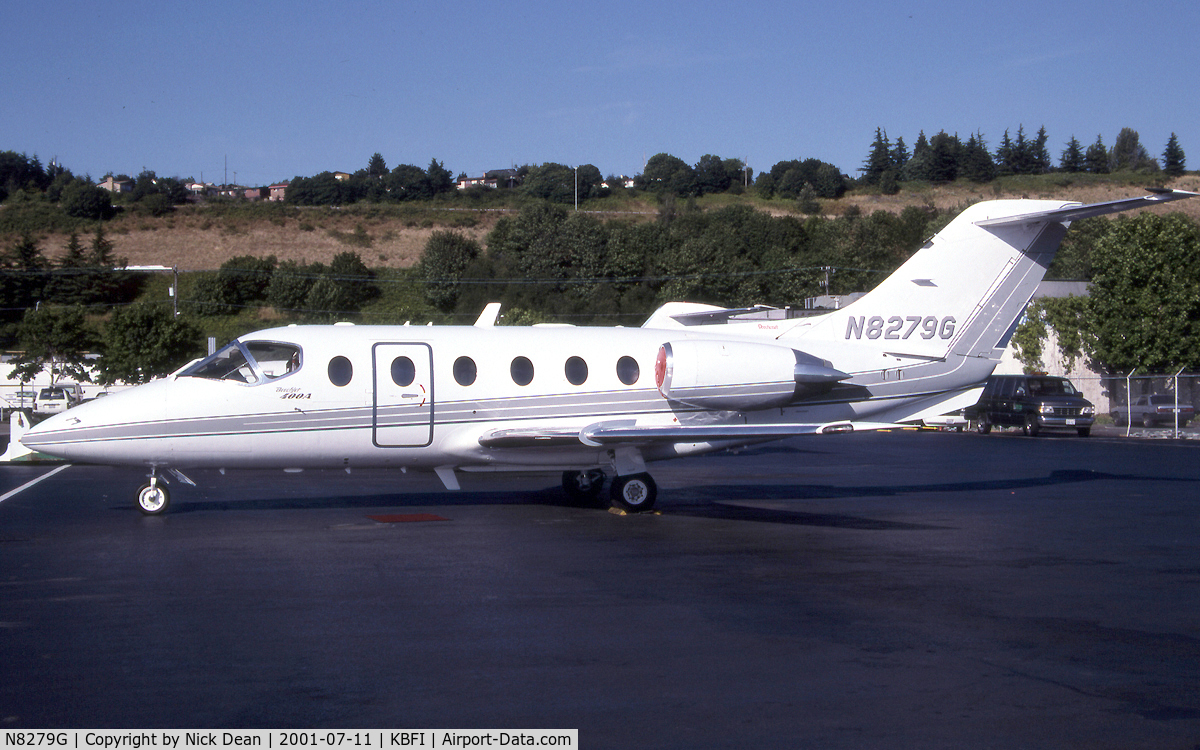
[477,419,902,449]
[975,188,1199,228]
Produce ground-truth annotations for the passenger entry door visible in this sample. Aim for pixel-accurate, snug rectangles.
[373,343,434,447]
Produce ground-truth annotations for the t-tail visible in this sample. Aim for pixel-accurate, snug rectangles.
[781,189,1198,422]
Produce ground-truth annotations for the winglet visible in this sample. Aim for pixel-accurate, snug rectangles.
[474,302,502,328]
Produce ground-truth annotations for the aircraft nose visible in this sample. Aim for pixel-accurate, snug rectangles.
[20,383,167,464]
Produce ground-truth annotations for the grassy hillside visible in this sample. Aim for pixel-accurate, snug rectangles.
[5,174,1197,273]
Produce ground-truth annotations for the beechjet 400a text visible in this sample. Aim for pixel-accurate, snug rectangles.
[21,189,1198,514]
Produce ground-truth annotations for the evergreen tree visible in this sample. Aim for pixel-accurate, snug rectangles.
[367,152,388,178]
[1163,133,1186,177]
[862,128,892,185]
[995,129,1015,175]
[1085,135,1109,173]
[960,132,996,182]
[1033,126,1052,174]
[46,233,88,305]
[926,131,961,183]
[890,136,909,170]
[1060,136,1086,173]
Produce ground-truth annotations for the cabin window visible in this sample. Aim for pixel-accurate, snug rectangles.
[454,356,477,386]
[180,340,301,385]
[391,356,416,387]
[565,356,588,386]
[328,356,353,387]
[510,356,534,386]
[617,356,640,385]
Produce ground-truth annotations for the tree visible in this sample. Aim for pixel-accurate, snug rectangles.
[46,233,88,305]
[193,255,278,314]
[1086,213,1200,373]
[98,303,201,385]
[1085,135,1109,174]
[426,158,454,195]
[1163,133,1186,177]
[638,153,697,197]
[1060,136,1086,173]
[0,234,50,325]
[1110,127,1156,172]
[960,132,996,182]
[60,180,115,220]
[926,131,961,183]
[367,152,388,178]
[421,231,481,310]
[861,128,893,186]
[521,163,576,204]
[694,154,732,195]
[7,306,96,386]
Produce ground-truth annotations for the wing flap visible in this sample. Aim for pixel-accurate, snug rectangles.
[478,419,906,449]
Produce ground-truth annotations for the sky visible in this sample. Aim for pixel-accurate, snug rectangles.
[6,0,1199,187]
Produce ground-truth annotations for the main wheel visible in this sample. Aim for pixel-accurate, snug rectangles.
[1142,414,1157,428]
[1023,416,1040,437]
[562,469,607,504]
[137,483,170,515]
[976,416,992,434]
[610,473,657,513]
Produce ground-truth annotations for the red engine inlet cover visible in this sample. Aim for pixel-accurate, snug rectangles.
[655,345,669,390]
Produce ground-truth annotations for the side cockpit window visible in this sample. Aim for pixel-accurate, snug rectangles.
[180,340,302,385]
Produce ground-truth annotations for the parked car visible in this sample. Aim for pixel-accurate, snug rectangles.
[965,374,1095,437]
[33,385,82,415]
[1111,395,1194,428]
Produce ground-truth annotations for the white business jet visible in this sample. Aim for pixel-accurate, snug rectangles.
[21,190,1197,514]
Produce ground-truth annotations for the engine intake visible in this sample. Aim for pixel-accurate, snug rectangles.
[655,340,848,410]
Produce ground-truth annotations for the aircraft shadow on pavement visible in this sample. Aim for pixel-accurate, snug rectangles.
[136,467,1180,530]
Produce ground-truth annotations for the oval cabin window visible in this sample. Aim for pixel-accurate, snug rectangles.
[565,356,588,386]
[453,356,477,386]
[328,356,353,387]
[391,356,416,387]
[510,356,534,386]
[616,356,640,385]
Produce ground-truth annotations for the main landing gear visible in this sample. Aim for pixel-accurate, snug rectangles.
[561,469,658,513]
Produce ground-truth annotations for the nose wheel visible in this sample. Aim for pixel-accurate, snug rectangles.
[137,480,170,515]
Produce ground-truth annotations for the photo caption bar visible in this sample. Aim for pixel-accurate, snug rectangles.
[1,731,577,749]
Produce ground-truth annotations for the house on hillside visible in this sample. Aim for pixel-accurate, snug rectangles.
[457,169,521,190]
[269,183,289,201]
[97,176,132,193]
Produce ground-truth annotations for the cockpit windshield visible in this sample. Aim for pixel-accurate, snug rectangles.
[179,340,302,385]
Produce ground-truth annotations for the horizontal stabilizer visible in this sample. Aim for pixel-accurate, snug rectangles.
[975,189,1198,228]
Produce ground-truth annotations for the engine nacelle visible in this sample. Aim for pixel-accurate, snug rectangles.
[655,340,848,410]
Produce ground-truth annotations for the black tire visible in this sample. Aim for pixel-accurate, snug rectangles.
[1023,416,1040,437]
[610,473,657,513]
[1142,414,1157,428]
[1111,412,1124,426]
[562,469,606,504]
[976,416,992,434]
[137,483,170,515]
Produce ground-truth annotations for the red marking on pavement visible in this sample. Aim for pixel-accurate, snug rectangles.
[368,513,449,523]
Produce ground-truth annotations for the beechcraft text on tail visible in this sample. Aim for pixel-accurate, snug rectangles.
[21,189,1198,514]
